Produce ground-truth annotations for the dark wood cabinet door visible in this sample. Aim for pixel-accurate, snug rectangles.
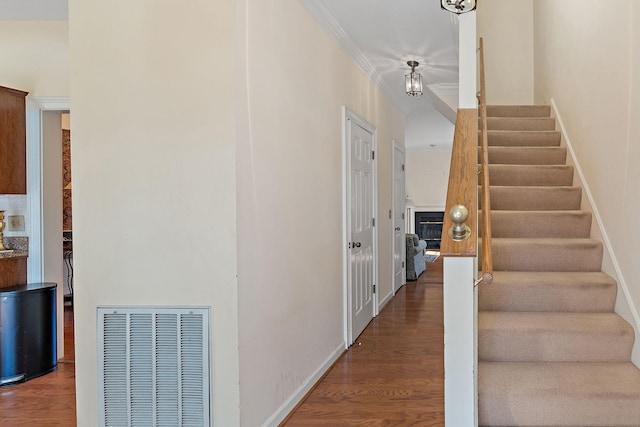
[0,257,27,288]
[0,86,28,194]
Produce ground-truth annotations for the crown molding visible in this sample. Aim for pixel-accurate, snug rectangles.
[298,0,410,116]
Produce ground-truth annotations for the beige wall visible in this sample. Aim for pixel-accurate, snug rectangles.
[405,150,452,210]
[236,0,404,424]
[0,21,69,96]
[477,0,534,104]
[69,1,240,425]
[534,0,640,363]
[69,0,403,424]
[0,21,69,262]
[42,111,65,360]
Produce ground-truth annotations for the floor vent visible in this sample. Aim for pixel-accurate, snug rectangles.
[97,307,211,427]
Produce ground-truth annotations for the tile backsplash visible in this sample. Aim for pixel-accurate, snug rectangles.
[3,236,28,251]
[0,195,27,237]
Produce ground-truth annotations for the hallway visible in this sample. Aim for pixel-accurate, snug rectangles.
[283,258,445,426]
[0,260,443,426]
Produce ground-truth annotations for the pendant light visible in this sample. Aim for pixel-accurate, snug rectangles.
[405,61,423,97]
[441,0,477,14]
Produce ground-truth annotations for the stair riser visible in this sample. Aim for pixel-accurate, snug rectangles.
[479,363,640,427]
[483,130,561,147]
[481,211,592,238]
[483,165,574,186]
[484,117,556,131]
[478,146,567,165]
[479,281,616,312]
[479,315,634,363]
[478,282,616,313]
[486,239,603,272]
[486,105,551,117]
[480,335,632,363]
[485,187,582,211]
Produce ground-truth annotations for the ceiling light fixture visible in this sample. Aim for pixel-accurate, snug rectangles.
[441,0,477,14]
[405,61,423,96]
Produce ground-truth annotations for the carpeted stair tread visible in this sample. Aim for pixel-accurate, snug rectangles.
[479,271,616,312]
[488,238,603,272]
[483,130,561,147]
[485,117,556,131]
[486,105,551,117]
[486,165,574,186]
[482,211,591,238]
[487,186,582,210]
[479,362,640,426]
[479,146,567,165]
[479,312,634,362]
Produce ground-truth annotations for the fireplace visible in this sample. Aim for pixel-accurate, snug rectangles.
[414,211,444,250]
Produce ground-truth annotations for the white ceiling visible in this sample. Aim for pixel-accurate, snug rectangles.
[1,0,457,150]
[0,0,67,20]
[299,0,458,150]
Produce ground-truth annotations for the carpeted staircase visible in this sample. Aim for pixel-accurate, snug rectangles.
[477,105,640,426]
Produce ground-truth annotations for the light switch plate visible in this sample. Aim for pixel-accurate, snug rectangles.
[7,215,25,231]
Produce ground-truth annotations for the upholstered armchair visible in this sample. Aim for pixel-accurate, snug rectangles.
[406,233,427,281]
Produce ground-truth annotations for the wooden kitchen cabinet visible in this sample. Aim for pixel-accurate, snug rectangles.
[0,86,28,194]
[0,256,27,289]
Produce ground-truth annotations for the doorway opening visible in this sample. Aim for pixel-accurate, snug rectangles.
[26,98,73,363]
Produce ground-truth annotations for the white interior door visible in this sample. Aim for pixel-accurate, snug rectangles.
[346,112,376,344]
[393,143,405,293]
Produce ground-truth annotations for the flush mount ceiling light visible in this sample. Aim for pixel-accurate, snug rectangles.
[405,61,423,96]
[441,0,477,14]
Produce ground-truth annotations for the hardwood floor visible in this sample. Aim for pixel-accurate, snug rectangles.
[0,304,76,426]
[0,260,444,427]
[282,258,444,426]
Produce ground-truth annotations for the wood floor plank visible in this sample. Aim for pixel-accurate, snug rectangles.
[282,258,444,426]
[0,304,76,426]
[1,259,444,427]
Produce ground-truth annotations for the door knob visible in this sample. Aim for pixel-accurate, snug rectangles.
[354,242,361,248]
[395,227,401,231]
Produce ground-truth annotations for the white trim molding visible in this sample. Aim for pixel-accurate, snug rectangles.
[261,343,345,427]
[25,97,70,282]
[297,0,408,116]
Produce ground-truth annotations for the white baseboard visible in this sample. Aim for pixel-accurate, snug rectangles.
[551,98,640,367]
[378,290,394,312]
[261,342,345,427]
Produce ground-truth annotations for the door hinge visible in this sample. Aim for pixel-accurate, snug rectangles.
[402,164,405,171]
[373,284,376,293]
[402,212,405,220]
[372,218,375,227]
[402,261,405,268]
[372,150,375,160]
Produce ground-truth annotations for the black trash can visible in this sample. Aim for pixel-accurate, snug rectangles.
[0,283,57,386]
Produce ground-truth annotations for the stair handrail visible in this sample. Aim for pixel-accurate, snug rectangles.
[478,37,493,285]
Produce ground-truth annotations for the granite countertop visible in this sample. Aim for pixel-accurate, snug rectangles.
[0,249,28,259]
[0,236,28,259]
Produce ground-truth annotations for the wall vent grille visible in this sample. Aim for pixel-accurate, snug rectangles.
[98,307,210,427]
